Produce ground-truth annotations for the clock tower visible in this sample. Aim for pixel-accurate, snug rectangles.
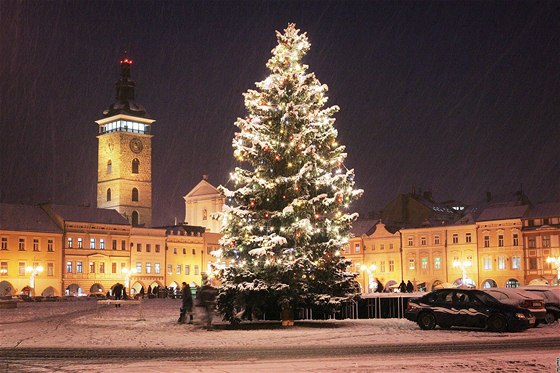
[95,56,154,227]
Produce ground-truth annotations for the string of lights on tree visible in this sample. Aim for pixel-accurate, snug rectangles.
[215,24,363,323]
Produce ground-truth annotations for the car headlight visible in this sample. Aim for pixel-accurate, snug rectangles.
[515,313,527,319]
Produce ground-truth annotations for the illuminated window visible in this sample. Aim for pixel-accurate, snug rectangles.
[19,262,25,275]
[185,265,190,275]
[513,234,519,246]
[176,265,181,274]
[167,264,172,274]
[76,261,82,273]
[498,256,506,270]
[421,257,428,269]
[483,256,492,270]
[146,263,151,274]
[434,257,441,269]
[0,262,8,276]
[77,238,83,248]
[90,238,95,249]
[100,239,105,250]
[155,263,161,274]
[354,243,360,253]
[132,158,139,174]
[66,261,72,273]
[409,258,415,270]
[512,256,521,270]
[68,238,73,248]
[136,262,142,273]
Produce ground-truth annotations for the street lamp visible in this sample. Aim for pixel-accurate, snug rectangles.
[453,260,472,288]
[546,256,560,284]
[25,265,43,296]
[360,264,378,292]
[122,267,137,290]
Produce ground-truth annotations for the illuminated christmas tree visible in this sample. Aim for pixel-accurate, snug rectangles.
[217,24,362,324]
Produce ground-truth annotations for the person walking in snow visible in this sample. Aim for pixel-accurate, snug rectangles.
[196,280,218,330]
[406,280,414,293]
[399,280,407,293]
[178,282,194,324]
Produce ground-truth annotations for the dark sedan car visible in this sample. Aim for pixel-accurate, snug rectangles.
[405,289,535,332]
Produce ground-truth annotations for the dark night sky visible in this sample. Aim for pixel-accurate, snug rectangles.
[1,1,559,226]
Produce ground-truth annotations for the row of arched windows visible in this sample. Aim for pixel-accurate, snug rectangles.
[107,159,140,174]
[106,188,140,202]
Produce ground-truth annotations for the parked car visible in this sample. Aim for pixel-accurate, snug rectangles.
[405,289,535,332]
[519,286,560,324]
[482,288,546,326]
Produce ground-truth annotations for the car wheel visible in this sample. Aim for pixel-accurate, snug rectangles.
[544,312,556,324]
[488,314,508,332]
[417,312,436,330]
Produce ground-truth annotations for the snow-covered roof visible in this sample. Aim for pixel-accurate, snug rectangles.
[0,203,62,233]
[523,202,560,219]
[476,205,529,221]
[46,204,129,225]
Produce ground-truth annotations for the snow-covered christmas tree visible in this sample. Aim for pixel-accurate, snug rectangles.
[216,24,363,325]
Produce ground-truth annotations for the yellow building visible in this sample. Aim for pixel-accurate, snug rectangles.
[446,217,479,288]
[476,204,527,288]
[129,227,167,294]
[0,203,63,297]
[401,225,448,291]
[42,204,132,296]
[362,221,402,292]
[165,225,206,288]
[183,176,225,233]
[521,202,560,286]
[95,57,154,227]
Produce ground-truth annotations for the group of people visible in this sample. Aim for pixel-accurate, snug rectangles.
[399,280,416,293]
[177,279,218,330]
[372,279,416,293]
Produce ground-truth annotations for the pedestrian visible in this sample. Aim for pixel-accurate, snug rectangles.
[375,278,384,293]
[139,287,145,299]
[406,280,414,293]
[399,280,406,293]
[196,280,218,330]
[113,283,123,308]
[178,282,194,324]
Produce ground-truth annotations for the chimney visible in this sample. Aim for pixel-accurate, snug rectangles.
[203,174,209,181]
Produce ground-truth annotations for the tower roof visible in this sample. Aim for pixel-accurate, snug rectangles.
[103,55,150,118]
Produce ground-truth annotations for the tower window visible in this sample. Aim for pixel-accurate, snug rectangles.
[132,158,139,174]
[107,188,112,202]
[132,188,139,202]
[107,160,112,174]
[132,211,139,225]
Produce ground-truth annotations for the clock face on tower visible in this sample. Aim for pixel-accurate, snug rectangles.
[129,138,143,153]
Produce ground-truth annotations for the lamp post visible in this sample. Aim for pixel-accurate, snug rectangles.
[546,256,560,284]
[26,265,43,296]
[360,264,378,293]
[452,260,472,288]
[122,267,137,291]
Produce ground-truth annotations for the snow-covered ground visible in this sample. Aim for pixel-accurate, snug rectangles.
[1,298,559,372]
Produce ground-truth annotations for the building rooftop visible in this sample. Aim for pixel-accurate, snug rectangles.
[45,204,130,225]
[0,203,62,233]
